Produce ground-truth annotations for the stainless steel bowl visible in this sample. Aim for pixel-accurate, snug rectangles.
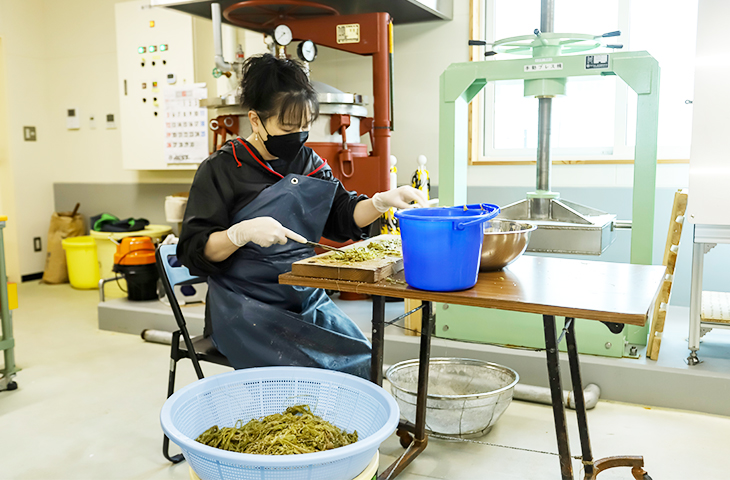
[385,358,519,437]
[480,220,537,271]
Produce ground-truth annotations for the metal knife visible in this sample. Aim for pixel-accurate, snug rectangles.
[304,241,345,253]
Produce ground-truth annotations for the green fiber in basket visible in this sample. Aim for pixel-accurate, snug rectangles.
[195,405,358,455]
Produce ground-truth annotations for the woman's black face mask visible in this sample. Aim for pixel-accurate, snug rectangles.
[259,117,309,160]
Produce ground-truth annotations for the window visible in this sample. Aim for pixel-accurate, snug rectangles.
[470,0,699,164]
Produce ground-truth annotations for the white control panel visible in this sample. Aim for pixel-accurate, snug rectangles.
[115,1,207,170]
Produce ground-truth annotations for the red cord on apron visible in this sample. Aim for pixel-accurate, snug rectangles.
[233,138,327,178]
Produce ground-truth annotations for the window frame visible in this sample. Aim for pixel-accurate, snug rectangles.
[468,0,690,166]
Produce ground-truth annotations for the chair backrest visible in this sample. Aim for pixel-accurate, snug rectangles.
[156,243,207,380]
[156,244,205,333]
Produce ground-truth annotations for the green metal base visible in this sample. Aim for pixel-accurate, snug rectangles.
[626,322,649,346]
[434,303,647,358]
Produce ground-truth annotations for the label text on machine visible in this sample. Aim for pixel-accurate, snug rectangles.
[337,24,360,44]
[585,54,610,69]
[524,63,563,72]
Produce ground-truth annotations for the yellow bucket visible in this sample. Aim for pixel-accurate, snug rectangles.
[61,236,101,289]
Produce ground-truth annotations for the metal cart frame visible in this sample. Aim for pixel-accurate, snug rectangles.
[0,216,18,391]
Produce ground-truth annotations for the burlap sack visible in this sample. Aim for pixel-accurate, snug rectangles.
[42,212,85,284]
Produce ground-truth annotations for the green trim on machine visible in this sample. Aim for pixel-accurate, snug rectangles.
[434,305,627,357]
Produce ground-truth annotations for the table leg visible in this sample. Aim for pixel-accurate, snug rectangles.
[688,238,704,365]
[564,317,651,480]
[543,314,573,480]
[414,301,433,442]
[371,295,385,386]
[565,318,594,478]
[378,301,432,480]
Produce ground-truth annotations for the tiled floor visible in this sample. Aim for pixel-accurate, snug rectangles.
[2,282,729,479]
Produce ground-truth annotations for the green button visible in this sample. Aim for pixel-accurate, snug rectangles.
[159,44,168,52]
[138,46,146,54]
[149,45,157,53]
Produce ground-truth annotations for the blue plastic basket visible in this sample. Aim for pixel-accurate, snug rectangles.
[395,205,500,291]
[160,367,399,480]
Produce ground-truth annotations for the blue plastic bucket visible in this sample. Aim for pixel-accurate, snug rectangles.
[395,205,500,291]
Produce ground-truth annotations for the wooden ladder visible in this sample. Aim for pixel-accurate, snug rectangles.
[404,298,422,336]
[646,189,688,361]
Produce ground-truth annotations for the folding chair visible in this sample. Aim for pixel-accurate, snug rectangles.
[156,244,230,463]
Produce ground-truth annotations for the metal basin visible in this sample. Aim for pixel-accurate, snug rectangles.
[480,220,537,271]
[385,358,519,437]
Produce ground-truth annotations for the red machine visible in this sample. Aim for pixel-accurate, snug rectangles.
[219,0,394,198]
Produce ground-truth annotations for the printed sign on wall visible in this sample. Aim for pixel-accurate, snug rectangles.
[163,84,208,164]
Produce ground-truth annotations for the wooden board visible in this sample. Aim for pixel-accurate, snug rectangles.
[404,298,422,336]
[291,235,403,283]
[701,291,730,324]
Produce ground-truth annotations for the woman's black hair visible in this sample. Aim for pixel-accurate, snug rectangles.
[240,54,319,128]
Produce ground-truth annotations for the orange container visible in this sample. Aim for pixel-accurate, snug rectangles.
[113,236,156,266]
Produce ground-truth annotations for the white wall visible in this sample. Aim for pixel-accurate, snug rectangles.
[1,0,152,278]
[0,0,54,280]
[0,37,20,282]
[0,0,260,277]
[42,0,209,186]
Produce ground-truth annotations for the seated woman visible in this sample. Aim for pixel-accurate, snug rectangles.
[177,54,426,379]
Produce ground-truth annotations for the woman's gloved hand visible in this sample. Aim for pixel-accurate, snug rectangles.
[372,186,429,213]
[226,216,307,248]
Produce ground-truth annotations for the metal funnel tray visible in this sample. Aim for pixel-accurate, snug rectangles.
[498,197,616,256]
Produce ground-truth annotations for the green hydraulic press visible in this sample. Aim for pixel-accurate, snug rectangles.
[436,2,660,357]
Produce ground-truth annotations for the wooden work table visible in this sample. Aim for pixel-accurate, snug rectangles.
[282,255,665,326]
[280,255,666,480]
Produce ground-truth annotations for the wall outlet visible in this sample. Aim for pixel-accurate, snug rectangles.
[33,237,42,252]
[67,108,80,129]
[23,126,37,141]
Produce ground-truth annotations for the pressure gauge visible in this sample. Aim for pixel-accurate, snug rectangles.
[274,24,292,46]
[297,40,318,62]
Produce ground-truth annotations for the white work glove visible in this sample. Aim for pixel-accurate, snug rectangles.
[372,186,429,213]
[226,216,307,248]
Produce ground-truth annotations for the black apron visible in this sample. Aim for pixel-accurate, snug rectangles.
[208,154,371,379]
